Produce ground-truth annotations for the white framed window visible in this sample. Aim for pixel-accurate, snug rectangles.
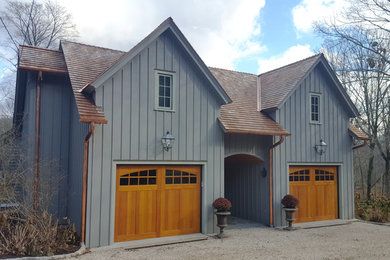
[310,93,321,123]
[155,70,175,111]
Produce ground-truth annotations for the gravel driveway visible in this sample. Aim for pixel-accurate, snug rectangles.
[77,221,390,260]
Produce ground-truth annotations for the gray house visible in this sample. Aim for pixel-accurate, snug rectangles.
[13,18,368,248]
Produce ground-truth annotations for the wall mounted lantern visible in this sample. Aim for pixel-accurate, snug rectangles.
[161,131,175,151]
[315,139,327,155]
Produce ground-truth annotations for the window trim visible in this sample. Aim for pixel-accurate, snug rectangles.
[309,93,322,124]
[155,70,176,112]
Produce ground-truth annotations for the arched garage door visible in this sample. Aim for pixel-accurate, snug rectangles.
[289,166,338,223]
[115,165,201,242]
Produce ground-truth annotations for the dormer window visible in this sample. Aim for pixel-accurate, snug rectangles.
[155,70,175,111]
[310,93,321,123]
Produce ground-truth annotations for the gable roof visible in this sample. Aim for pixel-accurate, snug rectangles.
[209,67,290,136]
[260,54,320,110]
[60,41,126,123]
[18,45,68,74]
[260,54,359,117]
[87,17,231,105]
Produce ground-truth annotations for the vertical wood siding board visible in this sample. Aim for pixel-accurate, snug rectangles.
[120,70,123,159]
[86,129,94,247]
[139,50,148,159]
[100,80,113,246]
[187,73,194,159]
[128,63,132,159]
[290,93,295,162]
[295,86,300,162]
[206,90,214,232]
[193,79,198,160]
[147,45,156,160]
[170,45,179,160]
[146,48,150,159]
[138,55,142,159]
[130,57,140,159]
[176,52,181,160]
[178,61,187,160]
[156,37,165,160]
[89,87,103,247]
[281,105,287,226]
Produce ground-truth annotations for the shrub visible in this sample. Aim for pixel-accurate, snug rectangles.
[212,198,232,212]
[0,210,79,257]
[354,193,390,223]
[281,194,299,208]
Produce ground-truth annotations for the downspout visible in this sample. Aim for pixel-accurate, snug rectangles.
[353,139,368,150]
[269,136,285,227]
[81,122,95,245]
[33,71,43,211]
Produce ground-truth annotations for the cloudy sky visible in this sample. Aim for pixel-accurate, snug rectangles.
[0,0,348,82]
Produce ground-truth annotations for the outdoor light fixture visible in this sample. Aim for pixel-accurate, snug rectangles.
[315,139,327,155]
[161,131,175,151]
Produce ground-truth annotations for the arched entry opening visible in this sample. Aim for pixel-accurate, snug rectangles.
[224,153,269,224]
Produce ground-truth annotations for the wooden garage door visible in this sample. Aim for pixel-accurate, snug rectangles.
[289,166,338,223]
[114,165,201,242]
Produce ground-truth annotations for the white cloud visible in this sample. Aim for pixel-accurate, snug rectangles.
[257,44,314,73]
[292,0,349,33]
[62,0,266,69]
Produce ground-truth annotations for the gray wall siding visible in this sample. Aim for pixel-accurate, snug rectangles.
[272,66,354,227]
[39,74,71,218]
[20,72,73,218]
[224,134,272,225]
[66,95,90,232]
[86,32,225,247]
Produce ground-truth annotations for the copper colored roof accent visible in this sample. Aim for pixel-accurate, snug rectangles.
[209,67,290,136]
[61,41,126,123]
[349,124,370,140]
[260,54,322,110]
[18,45,68,74]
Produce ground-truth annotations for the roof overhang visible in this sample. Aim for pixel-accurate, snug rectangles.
[275,55,360,118]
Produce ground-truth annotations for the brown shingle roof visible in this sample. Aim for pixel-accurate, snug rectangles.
[209,67,290,136]
[18,45,68,74]
[60,41,126,123]
[260,54,321,110]
[349,124,370,140]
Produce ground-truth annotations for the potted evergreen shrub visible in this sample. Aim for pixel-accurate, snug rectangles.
[281,194,299,230]
[212,197,232,238]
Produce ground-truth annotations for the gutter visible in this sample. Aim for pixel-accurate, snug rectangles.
[269,136,285,227]
[353,139,368,150]
[33,71,43,211]
[81,122,95,245]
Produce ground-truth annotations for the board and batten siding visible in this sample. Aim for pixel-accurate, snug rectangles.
[21,72,73,219]
[66,95,90,233]
[86,31,225,248]
[271,65,354,227]
[224,134,272,224]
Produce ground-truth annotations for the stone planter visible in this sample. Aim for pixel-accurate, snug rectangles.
[283,207,297,231]
[215,211,231,238]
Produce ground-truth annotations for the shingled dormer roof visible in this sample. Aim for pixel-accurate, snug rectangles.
[209,67,290,136]
[60,41,126,123]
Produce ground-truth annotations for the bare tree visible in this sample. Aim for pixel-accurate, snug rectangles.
[0,0,78,62]
[0,0,77,120]
[315,0,390,197]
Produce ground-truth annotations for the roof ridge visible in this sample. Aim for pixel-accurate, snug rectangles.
[61,40,126,53]
[19,44,62,53]
[208,66,257,76]
[259,53,323,76]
